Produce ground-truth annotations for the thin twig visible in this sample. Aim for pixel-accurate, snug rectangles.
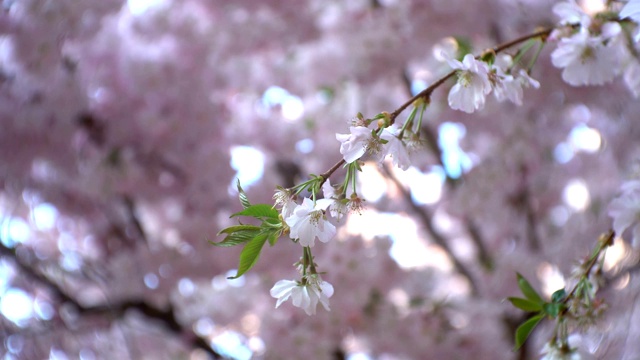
[313,26,553,185]
[465,218,494,271]
[319,159,346,187]
[389,27,553,124]
[562,231,614,304]
[381,163,480,296]
[390,70,456,123]
[0,243,225,359]
[492,27,552,54]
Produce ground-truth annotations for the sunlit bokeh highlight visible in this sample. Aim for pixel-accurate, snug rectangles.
[563,179,591,212]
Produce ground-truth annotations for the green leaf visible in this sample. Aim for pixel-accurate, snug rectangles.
[267,231,280,246]
[209,229,259,247]
[543,302,564,319]
[517,273,544,305]
[227,232,269,279]
[507,297,543,312]
[453,36,473,61]
[514,314,544,351]
[551,288,566,303]
[217,224,261,235]
[236,179,251,209]
[231,204,279,219]
[263,217,283,229]
[353,160,363,172]
[480,50,496,65]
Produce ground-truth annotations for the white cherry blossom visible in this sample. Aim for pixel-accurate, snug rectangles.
[490,55,539,105]
[380,124,411,170]
[270,276,334,315]
[620,0,640,41]
[273,188,297,219]
[551,24,624,86]
[553,0,590,27]
[322,179,347,220]
[446,53,492,113]
[336,126,379,163]
[492,69,540,105]
[540,334,582,360]
[285,197,336,247]
[608,181,640,247]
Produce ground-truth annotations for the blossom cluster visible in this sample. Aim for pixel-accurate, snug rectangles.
[270,178,367,314]
[336,120,412,169]
[270,108,427,314]
[239,0,640,357]
[268,0,640,320]
[446,53,540,113]
[549,0,640,95]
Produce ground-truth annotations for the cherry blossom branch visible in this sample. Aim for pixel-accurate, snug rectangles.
[314,25,555,229]
[389,70,455,123]
[315,26,554,185]
[397,69,493,270]
[508,231,614,354]
[562,230,614,305]
[388,27,553,123]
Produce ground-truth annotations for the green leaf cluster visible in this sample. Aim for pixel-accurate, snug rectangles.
[210,180,284,279]
[508,273,567,351]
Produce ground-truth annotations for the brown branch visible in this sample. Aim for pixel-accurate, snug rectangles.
[510,165,541,251]
[319,159,346,187]
[389,70,456,123]
[297,27,554,194]
[491,27,552,54]
[464,218,494,271]
[0,243,225,359]
[389,27,553,124]
[122,195,147,245]
[381,163,480,296]
[397,69,490,269]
